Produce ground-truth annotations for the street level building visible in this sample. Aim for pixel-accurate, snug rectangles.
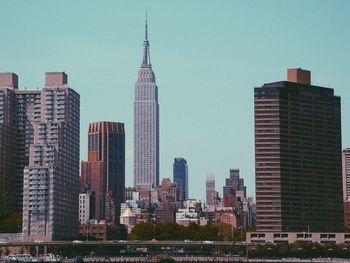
[134,17,159,189]
[254,68,343,232]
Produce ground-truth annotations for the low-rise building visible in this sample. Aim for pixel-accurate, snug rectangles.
[79,221,107,240]
[120,208,137,234]
[247,232,350,244]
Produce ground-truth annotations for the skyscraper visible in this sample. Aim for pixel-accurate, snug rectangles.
[223,169,246,207]
[0,73,42,215]
[22,72,80,241]
[0,73,18,216]
[254,68,343,232]
[173,158,188,201]
[81,122,125,223]
[134,17,159,189]
[15,89,41,212]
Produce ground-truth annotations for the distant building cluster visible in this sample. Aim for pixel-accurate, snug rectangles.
[1,17,350,246]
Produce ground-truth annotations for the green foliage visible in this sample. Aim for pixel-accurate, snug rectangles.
[0,213,22,233]
[107,224,127,240]
[128,222,154,240]
[129,222,235,241]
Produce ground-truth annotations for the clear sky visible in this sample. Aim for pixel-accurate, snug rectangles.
[1,0,350,200]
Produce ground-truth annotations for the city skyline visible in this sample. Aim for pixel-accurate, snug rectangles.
[1,1,350,200]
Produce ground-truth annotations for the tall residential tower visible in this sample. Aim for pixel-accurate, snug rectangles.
[254,68,343,232]
[134,17,159,189]
[22,72,80,241]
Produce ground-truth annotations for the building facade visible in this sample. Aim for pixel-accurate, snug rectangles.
[206,174,216,205]
[173,157,188,201]
[343,148,350,201]
[81,122,125,223]
[79,191,95,225]
[134,18,159,189]
[0,73,18,216]
[254,68,343,232]
[0,73,42,215]
[22,72,80,241]
[223,169,246,207]
[343,148,350,228]
[15,89,41,212]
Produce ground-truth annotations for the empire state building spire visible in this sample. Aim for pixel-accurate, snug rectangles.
[134,15,159,190]
[142,14,151,68]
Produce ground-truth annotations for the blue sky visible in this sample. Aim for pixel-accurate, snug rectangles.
[1,0,350,200]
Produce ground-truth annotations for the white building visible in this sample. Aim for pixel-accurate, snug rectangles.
[176,199,202,225]
[120,208,137,233]
[79,192,92,224]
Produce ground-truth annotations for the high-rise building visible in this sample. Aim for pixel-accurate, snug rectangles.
[81,122,125,223]
[206,174,216,205]
[157,178,180,204]
[134,17,159,189]
[0,73,42,215]
[223,169,246,207]
[15,89,41,212]
[254,68,343,232]
[173,158,188,201]
[0,73,18,216]
[22,72,80,241]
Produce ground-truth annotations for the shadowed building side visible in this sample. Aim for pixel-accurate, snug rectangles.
[254,68,343,232]
[0,73,18,216]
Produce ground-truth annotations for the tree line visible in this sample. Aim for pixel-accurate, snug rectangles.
[128,222,246,241]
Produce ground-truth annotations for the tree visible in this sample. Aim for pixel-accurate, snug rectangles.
[0,213,22,233]
[129,222,154,240]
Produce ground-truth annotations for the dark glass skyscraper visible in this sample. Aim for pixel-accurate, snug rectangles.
[81,122,125,223]
[173,158,188,201]
[254,68,343,232]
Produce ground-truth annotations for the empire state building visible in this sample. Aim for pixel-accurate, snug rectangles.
[134,18,159,189]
